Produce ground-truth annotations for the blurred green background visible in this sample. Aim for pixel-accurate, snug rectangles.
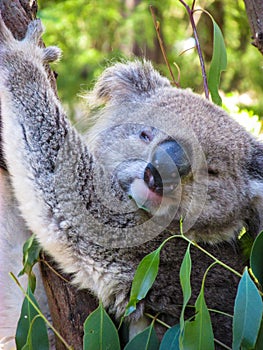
[38,0,263,132]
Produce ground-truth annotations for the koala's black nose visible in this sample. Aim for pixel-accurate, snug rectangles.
[144,140,191,194]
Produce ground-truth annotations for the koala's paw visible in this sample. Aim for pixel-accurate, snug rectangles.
[0,13,61,64]
[25,20,62,63]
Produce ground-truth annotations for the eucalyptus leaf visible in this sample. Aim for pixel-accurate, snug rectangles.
[160,324,180,350]
[18,235,41,292]
[254,319,263,350]
[250,231,263,287]
[125,248,161,317]
[83,302,120,350]
[179,244,191,344]
[182,285,214,350]
[15,286,49,350]
[232,268,263,350]
[207,19,227,106]
[124,324,159,350]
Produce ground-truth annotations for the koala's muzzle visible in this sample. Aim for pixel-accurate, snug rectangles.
[144,140,191,195]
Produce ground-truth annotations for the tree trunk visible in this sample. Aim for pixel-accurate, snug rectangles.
[0,1,98,349]
[244,0,263,55]
[40,255,98,350]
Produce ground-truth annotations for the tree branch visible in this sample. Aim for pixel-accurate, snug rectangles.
[244,0,263,55]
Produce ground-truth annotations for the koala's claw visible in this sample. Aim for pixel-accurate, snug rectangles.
[42,46,62,63]
[0,14,61,63]
[24,19,44,44]
[23,19,62,63]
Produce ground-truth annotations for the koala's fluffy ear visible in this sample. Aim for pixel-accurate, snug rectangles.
[247,142,263,236]
[87,60,171,107]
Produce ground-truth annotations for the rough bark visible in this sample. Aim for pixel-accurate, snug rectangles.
[40,255,98,350]
[0,2,98,349]
[244,0,263,55]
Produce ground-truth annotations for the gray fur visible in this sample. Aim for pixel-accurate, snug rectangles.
[0,18,263,348]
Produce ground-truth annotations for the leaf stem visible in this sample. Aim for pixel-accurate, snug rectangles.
[189,239,242,278]
[144,312,171,329]
[214,338,232,350]
[178,0,209,99]
[208,308,233,318]
[164,231,242,278]
[150,5,180,87]
[40,258,70,283]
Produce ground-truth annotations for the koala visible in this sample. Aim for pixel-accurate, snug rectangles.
[0,18,263,349]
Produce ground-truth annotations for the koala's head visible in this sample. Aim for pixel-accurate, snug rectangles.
[85,61,263,244]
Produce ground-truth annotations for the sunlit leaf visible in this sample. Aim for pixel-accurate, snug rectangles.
[83,302,120,350]
[18,235,41,292]
[16,286,49,350]
[124,324,159,350]
[160,324,180,350]
[232,268,263,350]
[125,248,161,317]
[182,284,214,350]
[250,231,263,287]
[179,244,191,343]
[208,19,227,106]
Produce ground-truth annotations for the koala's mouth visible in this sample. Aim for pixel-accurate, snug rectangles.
[128,178,163,212]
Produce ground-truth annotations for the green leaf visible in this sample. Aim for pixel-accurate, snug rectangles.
[250,231,263,287]
[179,244,192,340]
[124,324,159,350]
[16,286,49,350]
[182,284,214,350]
[207,19,227,106]
[83,302,120,350]
[160,324,180,350]
[254,319,263,350]
[18,235,41,292]
[125,248,161,317]
[232,268,263,350]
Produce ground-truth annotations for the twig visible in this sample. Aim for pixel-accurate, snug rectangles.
[145,312,171,329]
[214,338,232,350]
[165,231,242,278]
[178,0,210,99]
[40,258,70,283]
[150,5,180,87]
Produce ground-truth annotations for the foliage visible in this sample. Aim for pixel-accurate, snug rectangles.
[38,0,263,117]
[83,302,120,350]
[232,268,263,349]
[18,235,41,292]
[14,231,263,349]
[13,236,50,350]
[16,286,49,350]
[125,248,161,317]
[12,236,72,350]
[124,323,159,350]
[207,18,227,105]
[250,230,263,288]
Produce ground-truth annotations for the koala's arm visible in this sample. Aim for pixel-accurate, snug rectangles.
[0,18,90,269]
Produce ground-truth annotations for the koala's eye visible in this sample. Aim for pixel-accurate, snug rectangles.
[139,128,153,143]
